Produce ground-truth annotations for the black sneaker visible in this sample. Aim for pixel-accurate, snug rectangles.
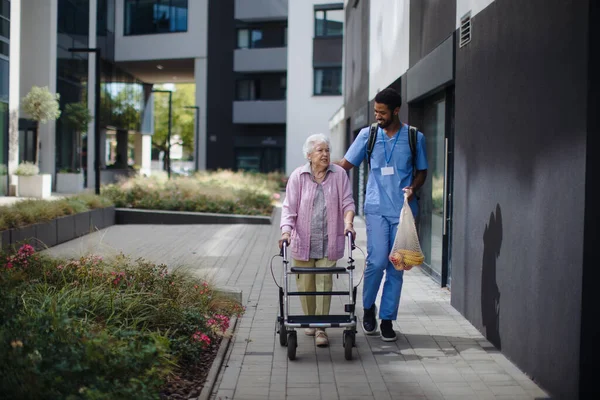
[362,304,377,335]
[380,320,397,342]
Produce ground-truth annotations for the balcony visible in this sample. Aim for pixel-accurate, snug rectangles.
[235,0,287,21]
[234,47,287,73]
[233,100,286,124]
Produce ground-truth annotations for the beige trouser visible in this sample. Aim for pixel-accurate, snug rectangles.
[293,258,336,316]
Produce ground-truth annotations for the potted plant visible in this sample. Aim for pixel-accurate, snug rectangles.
[20,86,61,198]
[56,102,93,193]
[14,162,51,198]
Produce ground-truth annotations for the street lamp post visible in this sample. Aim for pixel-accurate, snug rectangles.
[68,47,101,194]
[183,105,200,171]
[152,90,173,179]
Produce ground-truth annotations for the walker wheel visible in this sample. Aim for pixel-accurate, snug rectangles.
[343,331,355,361]
[287,331,297,360]
[279,319,287,346]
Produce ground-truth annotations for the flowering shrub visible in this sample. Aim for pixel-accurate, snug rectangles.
[101,170,281,216]
[0,245,244,399]
[14,162,40,176]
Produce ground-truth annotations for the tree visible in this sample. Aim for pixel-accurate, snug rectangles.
[21,86,61,166]
[152,84,195,172]
[63,102,93,172]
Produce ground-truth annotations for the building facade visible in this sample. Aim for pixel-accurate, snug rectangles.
[335,0,599,398]
[1,0,322,195]
[286,0,344,173]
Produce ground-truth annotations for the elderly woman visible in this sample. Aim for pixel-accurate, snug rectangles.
[279,133,356,347]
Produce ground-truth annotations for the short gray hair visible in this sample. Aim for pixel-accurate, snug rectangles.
[302,134,331,160]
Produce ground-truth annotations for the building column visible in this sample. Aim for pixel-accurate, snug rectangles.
[194,57,207,170]
[86,0,98,189]
[134,133,152,176]
[19,0,58,178]
[8,0,21,195]
[115,129,128,167]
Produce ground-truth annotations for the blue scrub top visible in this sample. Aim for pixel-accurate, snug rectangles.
[344,124,428,218]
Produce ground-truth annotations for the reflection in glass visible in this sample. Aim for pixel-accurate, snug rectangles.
[419,94,446,279]
[314,8,343,37]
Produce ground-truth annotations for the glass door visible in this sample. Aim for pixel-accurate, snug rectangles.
[418,88,453,286]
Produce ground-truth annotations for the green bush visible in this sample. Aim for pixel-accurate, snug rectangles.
[0,245,244,399]
[101,170,281,216]
[0,194,114,231]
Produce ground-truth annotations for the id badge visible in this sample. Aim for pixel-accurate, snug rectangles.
[381,166,395,176]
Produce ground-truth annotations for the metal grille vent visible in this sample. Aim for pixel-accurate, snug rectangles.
[459,12,471,48]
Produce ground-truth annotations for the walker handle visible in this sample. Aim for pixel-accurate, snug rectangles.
[280,239,289,259]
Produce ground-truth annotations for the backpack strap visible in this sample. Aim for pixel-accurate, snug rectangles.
[366,122,378,170]
[407,125,418,176]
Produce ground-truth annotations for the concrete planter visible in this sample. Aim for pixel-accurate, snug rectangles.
[0,206,116,251]
[17,174,52,199]
[56,172,84,194]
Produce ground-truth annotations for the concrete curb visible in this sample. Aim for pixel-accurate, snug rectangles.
[195,315,239,400]
[115,208,274,225]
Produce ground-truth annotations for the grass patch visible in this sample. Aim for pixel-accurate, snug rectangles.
[101,170,282,216]
[0,244,244,399]
[0,194,114,231]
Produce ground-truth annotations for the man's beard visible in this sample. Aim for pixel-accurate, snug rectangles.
[378,119,392,129]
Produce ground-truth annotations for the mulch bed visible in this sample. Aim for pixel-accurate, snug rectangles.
[160,338,223,399]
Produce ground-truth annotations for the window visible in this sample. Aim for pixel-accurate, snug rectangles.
[314,6,343,37]
[314,67,342,95]
[236,79,258,101]
[124,0,188,36]
[237,28,264,49]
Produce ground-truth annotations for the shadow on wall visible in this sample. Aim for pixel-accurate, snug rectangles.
[482,204,502,350]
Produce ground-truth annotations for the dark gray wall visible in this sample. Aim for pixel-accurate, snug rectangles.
[409,0,456,67]
[343,0,369,132]
[207,0,235,170]
[580,0,599,398]
[451,0,588,398]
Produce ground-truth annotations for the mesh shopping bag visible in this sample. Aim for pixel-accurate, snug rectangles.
[389,193,425,271]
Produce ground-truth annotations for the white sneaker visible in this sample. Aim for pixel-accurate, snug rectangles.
[304,328,316,336]
[315,330,329,347]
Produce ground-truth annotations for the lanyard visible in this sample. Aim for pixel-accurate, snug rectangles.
[382,128,400,165]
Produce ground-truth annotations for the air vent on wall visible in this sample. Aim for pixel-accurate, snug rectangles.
[459,12,471,48]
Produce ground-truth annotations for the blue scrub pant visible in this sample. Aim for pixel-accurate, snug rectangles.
[363,213,404,320]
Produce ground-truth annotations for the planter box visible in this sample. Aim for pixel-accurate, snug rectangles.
[17,174,52,199]
[90,208,104,231]
[104,206,116,226]
[1,230,11,250]
[56,215,76,245]
[56,172,84,194]
[115,208,272,225]
[34,220,58,250]
[11,224,36,248]
[74,211,91,238]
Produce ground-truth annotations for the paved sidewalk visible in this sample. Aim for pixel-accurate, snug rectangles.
[46,207,549,400]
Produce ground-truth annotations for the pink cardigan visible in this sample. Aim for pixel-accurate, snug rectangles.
[280,163,355,261]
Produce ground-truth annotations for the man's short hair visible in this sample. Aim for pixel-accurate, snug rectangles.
[374,88,402,111]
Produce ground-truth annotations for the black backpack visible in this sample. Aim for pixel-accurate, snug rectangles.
[366,122,418,175]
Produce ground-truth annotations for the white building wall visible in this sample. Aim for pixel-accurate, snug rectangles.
[456,0,495,28]
[368,0,410,100]
[114,0,209,61]
[19,0,58,176]
[286,0,344,174]
[328,106,345,163]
